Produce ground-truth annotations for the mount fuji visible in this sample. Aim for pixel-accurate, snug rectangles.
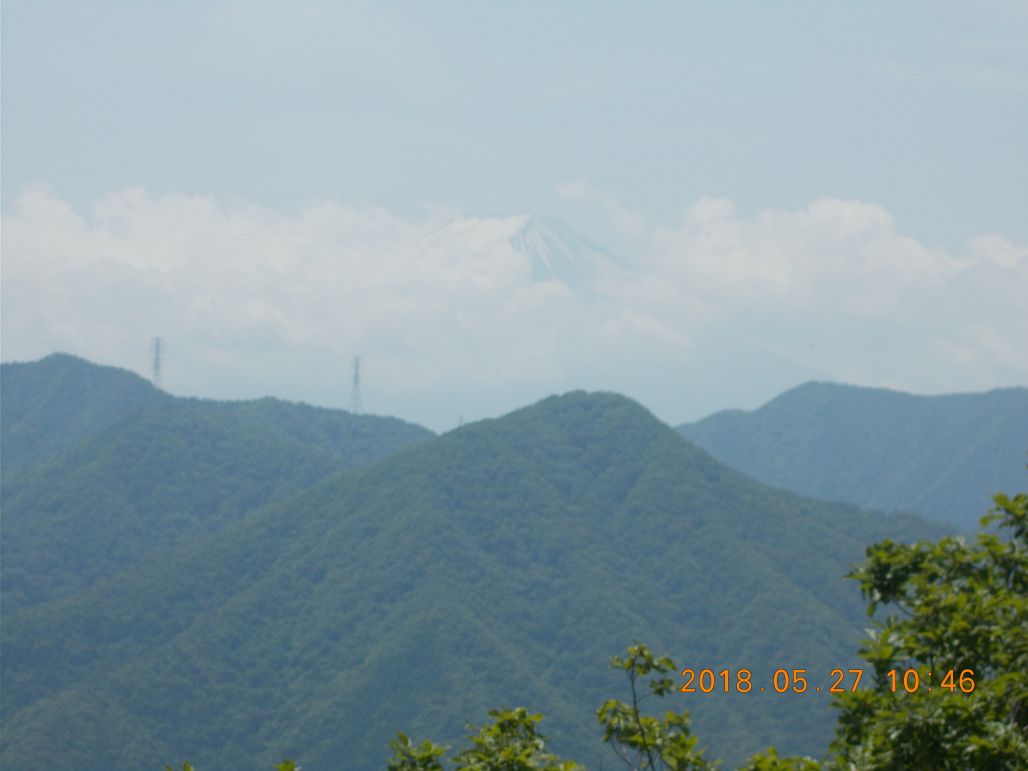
[424,215,624,288]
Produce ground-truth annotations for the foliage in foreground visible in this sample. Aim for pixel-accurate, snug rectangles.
[387,707,580,771]
[829,491,1027,769]
[387,644,713,771]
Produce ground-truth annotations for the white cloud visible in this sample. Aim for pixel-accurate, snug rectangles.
[968,234,1028,268]
[556,179,649,237]
[2,185,1025,429]
[639,196,968,318]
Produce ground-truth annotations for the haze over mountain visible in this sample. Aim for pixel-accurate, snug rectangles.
[424,214,624,289]
[1,353,172,477]
[1,363,945,770]
[5,2,1026,765]
[6,0,1026,466]
[1,354,434,610]
[679,381,1028,530]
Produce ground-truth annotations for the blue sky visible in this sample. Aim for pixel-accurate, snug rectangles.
[3,1,1026,430]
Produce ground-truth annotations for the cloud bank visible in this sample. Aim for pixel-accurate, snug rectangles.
[3,185,1025,429]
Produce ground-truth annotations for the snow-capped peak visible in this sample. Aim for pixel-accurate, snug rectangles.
[424,215,620,288]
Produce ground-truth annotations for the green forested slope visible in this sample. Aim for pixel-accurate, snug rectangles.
[1,391,943,770]
[0,355,434,611]
[679,381,1028,529]
[0,353,171,477]
[215,396,437,468]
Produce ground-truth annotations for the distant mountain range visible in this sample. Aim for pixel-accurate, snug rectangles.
[0,354,946,770]
[679,381,1028,530]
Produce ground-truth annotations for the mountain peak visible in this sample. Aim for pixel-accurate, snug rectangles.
[1,353,170,476]
[2,364,947,770]
[424,214,621,287]
[459,389,668,441]
[680,380,1028,528]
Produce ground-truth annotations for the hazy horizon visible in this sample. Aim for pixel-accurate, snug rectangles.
[3,1,1026,432]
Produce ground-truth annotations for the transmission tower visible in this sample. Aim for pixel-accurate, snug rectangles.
[349,355,363,414]
[151,336,163,390]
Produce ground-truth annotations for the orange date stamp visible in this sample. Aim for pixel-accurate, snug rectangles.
[679,667,975,695]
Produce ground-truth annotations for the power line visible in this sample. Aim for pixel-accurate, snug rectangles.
[350,355,363,414]
[151,336,163,390]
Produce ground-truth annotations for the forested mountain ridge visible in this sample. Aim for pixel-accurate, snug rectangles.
[1,353,172,477]
[0,354,435,610]
[1,389,945,770]
[679,381,1028,529]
